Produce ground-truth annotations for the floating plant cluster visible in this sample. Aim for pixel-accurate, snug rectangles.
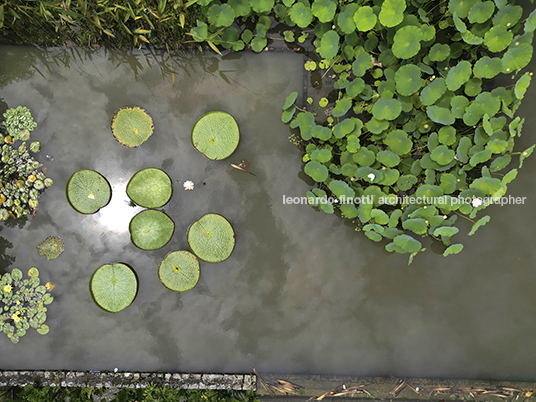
[0,268,53,344]
[64,108,238,313]
[184,0,536,262]
[0,106,52,220]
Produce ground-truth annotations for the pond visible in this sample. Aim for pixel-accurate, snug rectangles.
[0,44,536,381]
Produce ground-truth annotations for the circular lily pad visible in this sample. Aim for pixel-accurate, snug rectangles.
[126,168,172,208]
[158,251,200,292]
[187,213,235,263]
[191,111,240,160]
[66,170,112,214]
[90,263,138,313]
[129,210,174,251]
[111,107,154,148]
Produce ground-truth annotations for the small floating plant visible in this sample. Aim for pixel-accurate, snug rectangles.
[111,106,154,148]
[66,169,112,214]
[37,236,65,260]
[158,251,200,292]
[187,213,235,263]
[191,111,240,160]
[126,168,172,208]
[90,263,138,313]
[129,209,174,251]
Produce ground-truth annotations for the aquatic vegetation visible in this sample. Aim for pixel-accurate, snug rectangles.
[37,236,65,261]
[66,170,112,214]
[184,180,195,191]
[0,107,52,220]
[191,111,240,160]
[127,168,172,208]
[129,209,174,251]
[90,263,137,313]
[0,267,54,343]
[2,106,37,141]
[187,213,235,263]
[186,0,536,262]
[111,107,154,148]
[158,251,200,292]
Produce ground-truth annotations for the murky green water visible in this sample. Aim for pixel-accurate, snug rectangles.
[0,45,535,381]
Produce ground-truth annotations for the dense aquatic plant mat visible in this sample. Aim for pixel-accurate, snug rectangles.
[127,168,172,208]
[191,112,240,160]
[90,263,137,313]
[111,107,154,148]
[37,236,64,261]
[190,0,536,264]
[66,170,112,215]
[0,267,54,343]
[187,213,235,263]
[0,106,52,220]
[129,209,174,250]
[158,251,200,292]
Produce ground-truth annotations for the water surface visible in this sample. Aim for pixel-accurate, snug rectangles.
[0,45,535,381]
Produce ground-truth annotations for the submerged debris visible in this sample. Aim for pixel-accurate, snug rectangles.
[37,236,65,260]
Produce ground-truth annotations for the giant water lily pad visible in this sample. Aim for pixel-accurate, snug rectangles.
[66,170,112,214]
[187,213,235,263]
[127,168,172,208]
[158,251,200,292]
[90,263,137,313]
[192,111,240,160]
[111,107,154,148]
[37,236,64,261]
[129,210,174,250]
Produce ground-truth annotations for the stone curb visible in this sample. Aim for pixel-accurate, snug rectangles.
[0,371,256,391]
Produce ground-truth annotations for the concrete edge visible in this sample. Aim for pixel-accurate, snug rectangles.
[0,371,256,391]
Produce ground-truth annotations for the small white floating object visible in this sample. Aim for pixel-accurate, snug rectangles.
[114,368,118,373]
[183,180,194,191]
[472,198,482,208]
[367,173,375,182]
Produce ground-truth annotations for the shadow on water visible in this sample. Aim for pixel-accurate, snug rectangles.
[0,226,15,275]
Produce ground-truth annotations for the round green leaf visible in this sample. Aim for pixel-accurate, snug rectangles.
[429,43,450,62]
[379,0,406,27]
[129,210,174,251]
[332,98,352,117]
[111,107,154,148]
[503,43,533,72]
[470,177,503,194]
[187,214,235,263]
[312,0,337,23]
[384,130,413,155]
[353,148,376,166]
[126,168,172,209]
[431,145,455,165]
[395,64,422,96]
[250,0,275,14]
[397,174,418,191]
[393,234,422,253]
[352,52,373,78]
[468,1,495,24]
[66,170,112,215]
[90,263,137,313]
[354,6,377,32]
[207,4,235,27]
[393,26,423,59]
[420,78,446,106]
[473,56,503,79]
[426,106,455,125]
[328,180,355,199]
[283,91,298,109]
[191,111,240,160]
[304,161,329,182]
[289,2,313,28]
[448,0,479,19]
[493,4,522,27]
[372,98,402,121]
[228,0,251,17]
[438,126,456,146]
[484,26,513,53]
[446,60,472,91]
[402,218,428,235]
[376,150,400,167]
[337,3,358,34]
[319,30,340,59]
[415,184,444,198]
[525,8,536,33]
[470,149,493,166]
[158,251,200,292]
[443,244,464,256]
